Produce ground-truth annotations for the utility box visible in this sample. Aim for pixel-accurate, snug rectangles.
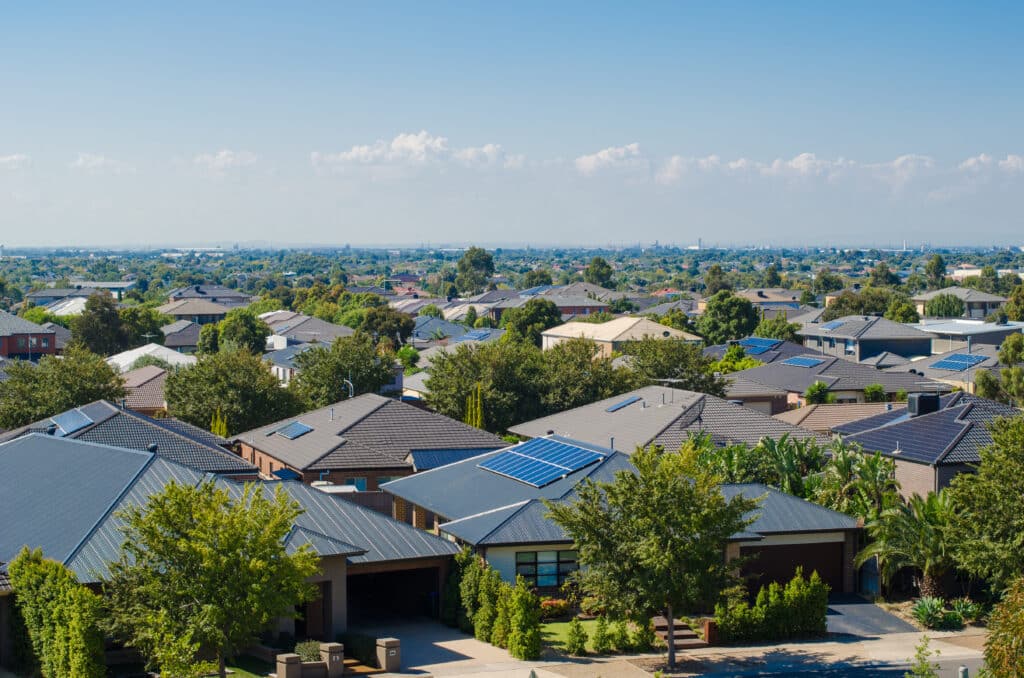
[376,637,400,672]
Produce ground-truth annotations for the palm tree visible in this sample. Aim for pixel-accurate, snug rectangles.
[855,490,957,598]
[756,434,827,498]
[816,445,901,521]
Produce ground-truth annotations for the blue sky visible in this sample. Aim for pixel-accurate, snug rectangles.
[1,2,1022,247]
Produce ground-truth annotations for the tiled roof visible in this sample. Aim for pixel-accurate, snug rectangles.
[798,316,932,341]
[912,287,1006,303]
[167,285,252,303]
[0,310,52,337]
[838,392,1018,466]
[860,351,910,368]
[39,322,72,349]
[0,563,10,592]
[106,343,197,372]
[161,320,200,348]
[774,403,900,433]
[122,365,168,411]
[724,375,788,397]
[542,317,699,342]
[157,299,231,316]
[704,338,809,364]
[234,394,504,472]
[0,435,457,583]
[265,314,354,343]
[412,316,468,341]
[732,355,943,395]
[509,385,825,453]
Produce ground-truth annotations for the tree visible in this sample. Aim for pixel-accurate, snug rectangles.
[923,293,965,318]
[546,442,759,669]
[463,305,478,328]
[815,447,901,522]
[197,322,220,354]
[540,338,634,414]
[972,334,1024,406]
[812,268,845,296]
[863,383,887,402]
[419,303,443,319]
[71,293,125,355]
[583,256,614,288]
[455,246,495,294]
[102,481,320,678]
[804,381,835,404]
[904,636,940,678]
[696,291,759,345]
[506,576,542,660]
[711,343,762,374]
[0,345,125,428]
[361,305,415,345]
[521,269,553,288]
[501,297,562,347]
[290,333,394,407]
[855,490,958,598]
[822,287,896,321]
[984,576,1024,678]
[869,261,901,287]
[948,415,1024,592]
[924,255,947,290]
[217,308,270,353]
[1004,284,1024,321]
[702,264,731,295]
[165,349,301,435]
[753,314,800,342]
[884,297,920,323]
[396,344,419,370]
[119,306,169,349]
[622,338,727,396]
[762,264,782,288]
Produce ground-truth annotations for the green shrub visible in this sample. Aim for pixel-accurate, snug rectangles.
[539,597,571,620]
[591,616,612,654]
[295,640,321,663]
[490,581,513,648]
[506,577,542,660]
[459,555,485,634]
[610,619,633,652]
[580,595,606,617]
[950,597,982,624]
[911,597,945,629]
[565,617,589,656]
[475,568,502,642]
[441,548,473,628]
[337,631,378,667]
[8,547,105,678]
[940,610,964,630]
[631,619,658,652]
[714,569,830,643]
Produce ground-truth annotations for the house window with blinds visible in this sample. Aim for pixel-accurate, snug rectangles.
[515,550,578,587]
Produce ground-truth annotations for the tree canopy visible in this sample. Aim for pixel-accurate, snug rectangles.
[622,338,727,396]
[500,297,562,347]
[924,293,965,318]
[102,481,320,678]
[290,333,395,408]
[696,290,759,345]
[753,314,801,342]
[360,305,414,345]
[583,256,614,288]
[71,294,125,355]
[456,247,495,294]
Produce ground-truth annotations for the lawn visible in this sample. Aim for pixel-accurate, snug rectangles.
[542,618,602,653]
[224,655,276,677]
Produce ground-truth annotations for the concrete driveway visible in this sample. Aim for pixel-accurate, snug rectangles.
[826,594,916,637]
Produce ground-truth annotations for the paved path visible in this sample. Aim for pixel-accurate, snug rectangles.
[825,593,917,637]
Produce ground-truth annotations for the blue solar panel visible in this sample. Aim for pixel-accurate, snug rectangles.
[744,345,771,355]
[820,320,844,331]
[478,438,605,487]
[782,356,826,368]
[606,395,642,413]
[275,421,313,440]
[946,354,986,366]
[51,409,94,437]
[930,354,986,372]
[740,337,783,349]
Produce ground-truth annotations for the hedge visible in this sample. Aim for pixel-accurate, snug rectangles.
[714,568,829,643]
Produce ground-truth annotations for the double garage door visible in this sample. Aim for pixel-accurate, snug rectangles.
[740,541,844,593]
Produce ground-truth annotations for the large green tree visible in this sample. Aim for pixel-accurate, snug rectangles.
[622,337,727,396]
[119,306,170,348]
[753,314,800,342]
[822,287,902,321]
[0,344,125,428]
[164,349,301,435]
[974,334,1024,406]
[1003,284,1024,321]
[290,333,395,407]
[984,576,1024,677]
[360,305,414,345]
[455,246,495,294]
[540,337,634,414]
[217,307,270,353]
[102,481,320,678]
[924,254,947,290]
[500,297,562,347]
[948,415,1024,592]
[520,269,553,288]
[884,297,920,323]
[546,442,759,669]
[702,263,731,295]
[869,261,901,287]
[71,293,125,355]
[812,267,845,296]
[814,446,901,522]
[583,256,614,288]
[696,291,759,345]
[923,293,965,318]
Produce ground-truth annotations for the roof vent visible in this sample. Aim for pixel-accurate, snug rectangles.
[46,424,57,436]
[907,392,940,417]
[147,443,158,452]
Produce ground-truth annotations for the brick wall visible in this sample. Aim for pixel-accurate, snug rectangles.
[237,443,410,489]
[894,459,936,500]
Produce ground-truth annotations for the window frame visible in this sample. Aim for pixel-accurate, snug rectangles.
[514,549,578,587]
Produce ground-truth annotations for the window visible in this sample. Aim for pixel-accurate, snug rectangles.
[16,337,26,348]
[376,476,397,485]
[41,338,49,348]
[844,339,855,354]
[344,477,367,491]
[515,550,578,587]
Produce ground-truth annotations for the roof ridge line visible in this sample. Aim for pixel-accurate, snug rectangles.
[443,500,535,545]
[117,406,239,461]
[934,402,976,466]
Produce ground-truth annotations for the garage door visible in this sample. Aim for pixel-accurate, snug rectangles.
[347,567,441,623]
[740,541,844,593]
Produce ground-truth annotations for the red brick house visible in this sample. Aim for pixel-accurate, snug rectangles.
[0,310,56,360]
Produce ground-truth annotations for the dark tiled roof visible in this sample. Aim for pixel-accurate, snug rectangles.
[0,564,10,592]
[704,338,809,364]
[860,351,910,368]
[733,355,943,395]
[122,365,168,411]
[0,435,457,583]
[798,315,931,341]
[167,285,252,303]
[912,287,1006,303]
[161,320,200,348]
[412,316,467,341]
[839,392,1018,466]
[0,310,52,337]
[265,314,354,343]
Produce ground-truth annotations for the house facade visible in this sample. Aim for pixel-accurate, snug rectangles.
[0,311,57,360]
[912,287,1006,319]
[797,315,933,361]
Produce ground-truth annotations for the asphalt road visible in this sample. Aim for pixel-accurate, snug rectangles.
[698,657,985,676]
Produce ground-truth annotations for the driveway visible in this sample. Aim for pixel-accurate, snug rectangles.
[825,594,917,638]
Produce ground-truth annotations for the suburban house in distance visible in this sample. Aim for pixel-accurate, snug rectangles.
[540,317,700,356]
[797,315,933,361]
[723,375,790,415]
[774,402,900,435]
[912,287,1006,319]
[166,284,253,308]
[23,286,106,307]
[0,310,56,360]
[382,436,860,594]
[834,392,1018,499]
[38,322,71,354]
[161,319,201,352]
[508,385,826,451]
[735,288,804,313]
[732,354,944,405]
[489,295,610,323]
[884,344,1001,394]
[0,400,257,477]
[0,435,458,648]
[121,365,169,416]
[106,343,197,372]
[156,299,230,325]
[704,336,811,365]
[233,394,505,491]
[913,318,1024,353]
[260,310,355,349]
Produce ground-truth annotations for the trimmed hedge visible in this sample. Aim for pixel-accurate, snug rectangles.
[714,568,829,643]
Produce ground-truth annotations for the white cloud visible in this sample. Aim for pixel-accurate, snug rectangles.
[574,143,643,176]
[0,154,32,170]
[193,150,258,173]
[863,154,935,188]
[454,143,525,169]
[959,153,993,172]
[998,154,1023,173]
[760,153,854,179]
[312,131,524,175]
[69,153,134,175]
[655,156,687,184]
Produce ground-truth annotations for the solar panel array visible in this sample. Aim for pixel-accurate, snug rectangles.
[781,356,826,368]
[606,395,642,413]
[930,353,987,372]
[275,421,314,440]
[820,320,845,331]
[478,438,605,487]
[460,329,491,342]
[739,337,783,355]
[50,409,94,437]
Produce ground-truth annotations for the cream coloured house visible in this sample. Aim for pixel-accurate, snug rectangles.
[541,316,700,357]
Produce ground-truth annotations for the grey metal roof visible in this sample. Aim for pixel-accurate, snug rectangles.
[509,386,825,453]
[0,400,253,474]
[0,434,458,583]
[883,344,1001,383]
[234,394,504,472]
[839,392,1018,466]
[0,310,53,337]
[860,351,910,368]
[720,484,859,534]
[798,316,932,341]
[732,355,944,395]
[912,287,1007,303]
[913,319,1024,338]
[265,314,355,344]
[266,343,315,369]
[161,320,200,348]
[412,316,468,341]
